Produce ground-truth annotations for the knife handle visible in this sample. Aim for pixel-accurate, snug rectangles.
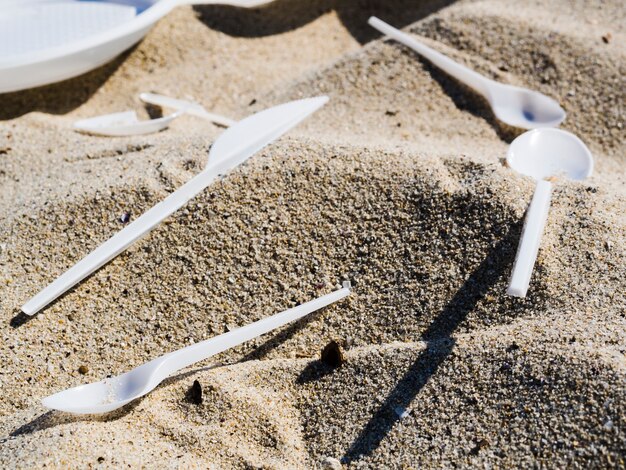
[22,170,213,315]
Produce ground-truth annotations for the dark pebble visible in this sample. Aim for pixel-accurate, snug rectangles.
[506,342,520,352]
[186,379,203,405]
[78,365,89,375]
[470,438,490,455]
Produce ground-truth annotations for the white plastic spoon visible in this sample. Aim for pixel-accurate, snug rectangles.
[42,283,351,415]
[140,92,237,128]
[73,109,185,136]
[506,128,593,297]
[0,0,275,93]
[368,17,566,129]
[22,96,328,315]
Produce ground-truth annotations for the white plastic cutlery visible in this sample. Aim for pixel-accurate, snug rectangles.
[368,17,566,129]
[73,94,234,136]
[0,0,275,93]
[506,128,593,297]
[74,109,186,136]
[140,92,236,128]
[42,283,352,414]
[22,96,329,315]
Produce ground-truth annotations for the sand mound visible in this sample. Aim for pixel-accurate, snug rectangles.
[1,0,624,467]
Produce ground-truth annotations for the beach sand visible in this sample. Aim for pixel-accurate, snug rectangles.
[0,0,624,467]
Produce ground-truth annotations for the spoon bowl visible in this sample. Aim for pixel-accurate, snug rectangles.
[507,128,593,181]
[43,377,133,415]
[43,359,163,414]
[490,84,567,129]
[73,109,184,136]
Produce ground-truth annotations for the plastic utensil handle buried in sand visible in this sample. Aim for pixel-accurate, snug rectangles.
[42,283,352,414]
[21,96,329,316]
[507,180,552,297]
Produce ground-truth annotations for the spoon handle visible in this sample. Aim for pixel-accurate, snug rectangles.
[140,93,236,127]
[158,284,352,377]
[21,170,215,316]
[368,17,491,97]
[507,180,552,297]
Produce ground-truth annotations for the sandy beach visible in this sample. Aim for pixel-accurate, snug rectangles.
[0,0,624,467]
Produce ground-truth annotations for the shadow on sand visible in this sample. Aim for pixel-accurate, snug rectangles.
[341,222,528,464]
[194,0,457,44]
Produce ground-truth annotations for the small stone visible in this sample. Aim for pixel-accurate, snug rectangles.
[603,418,614,431]
[605,240,612,251]
[506,342,520,352]
[119,212,131,224]
[97,457,105,463]
[186,380,203,405]
[602,33,612,44]
[78,365,89,375]
[321,340,345,368]
[469,438,490,455]
[321,456,342,470]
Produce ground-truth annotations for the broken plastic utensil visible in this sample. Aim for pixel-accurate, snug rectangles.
[74,94,234,136]
[506,128,593,297]
[368,16,566,129]
[140,92,236,128]
[22,96,329,315]
[42,282,351,414]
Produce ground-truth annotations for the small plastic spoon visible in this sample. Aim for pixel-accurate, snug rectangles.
[368,17,566,129]
[506,128,593,297]
[73,109,186,136]
[140,92,236,128]
[74,95,235,136]
[22,96,328,316]
[42,283,352,415]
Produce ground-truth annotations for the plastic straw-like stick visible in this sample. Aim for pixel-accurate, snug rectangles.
[140,92,236,127]
[159,282,352,376]
[368,16,490,96]
[507,180,552,297]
